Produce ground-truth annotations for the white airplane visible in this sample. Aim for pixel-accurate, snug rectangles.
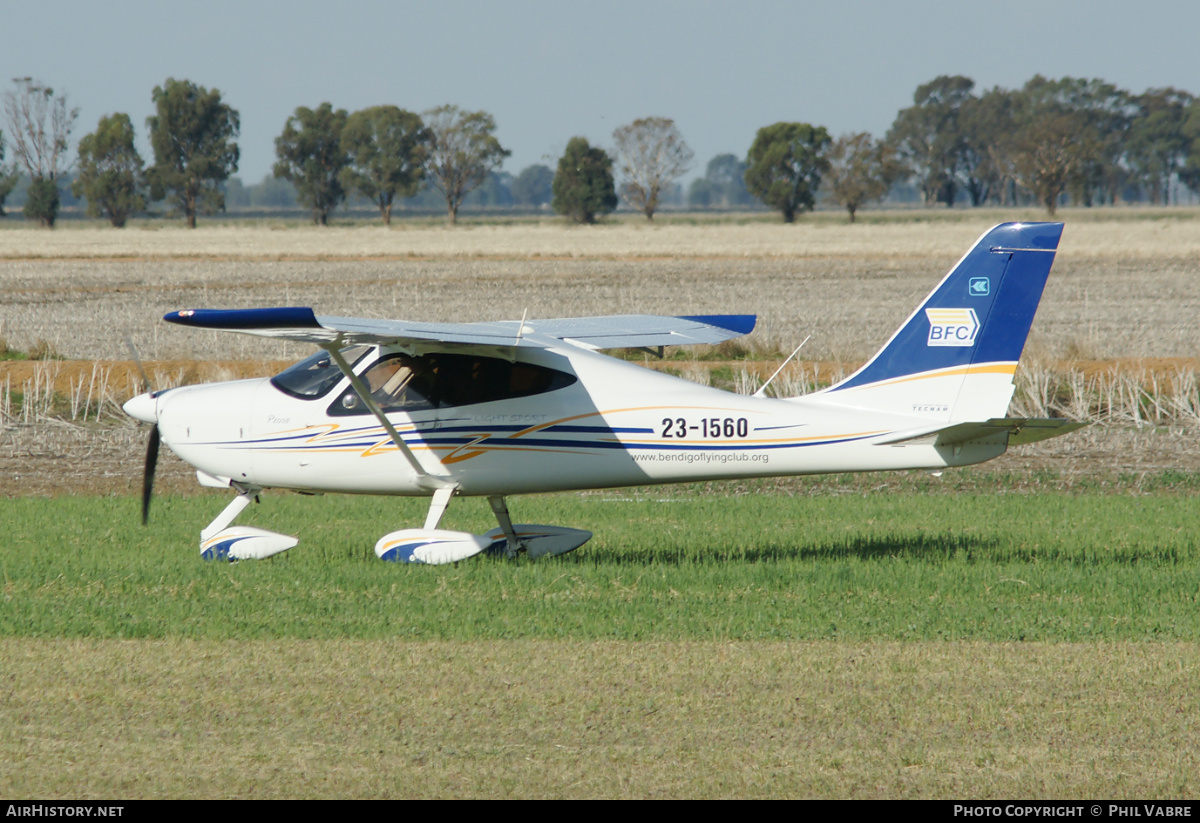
[123,222,1082,564]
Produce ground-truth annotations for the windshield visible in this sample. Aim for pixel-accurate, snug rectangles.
[270,345,370,399]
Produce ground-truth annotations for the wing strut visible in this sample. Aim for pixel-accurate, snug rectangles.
[325,344,453,490]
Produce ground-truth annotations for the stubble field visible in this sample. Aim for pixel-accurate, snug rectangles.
[2,209,1200,798]
[3,209,1200,365]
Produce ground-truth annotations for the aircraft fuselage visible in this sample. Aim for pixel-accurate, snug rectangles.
[154,343,1004,498]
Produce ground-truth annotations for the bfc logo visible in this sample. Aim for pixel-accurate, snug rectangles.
[925,308,979,347]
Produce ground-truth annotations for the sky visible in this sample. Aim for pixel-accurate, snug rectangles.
[4,0,1199,184]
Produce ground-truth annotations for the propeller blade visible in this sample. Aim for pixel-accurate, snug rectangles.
[142,426,160,525]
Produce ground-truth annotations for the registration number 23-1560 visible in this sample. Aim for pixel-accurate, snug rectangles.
[660,417,749,438]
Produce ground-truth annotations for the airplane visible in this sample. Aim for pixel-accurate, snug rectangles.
[122,221,1083,564]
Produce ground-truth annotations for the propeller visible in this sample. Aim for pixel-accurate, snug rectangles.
[124,337,159,525]
[142,426,160,525]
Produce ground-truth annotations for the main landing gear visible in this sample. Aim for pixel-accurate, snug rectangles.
[373,489,593,565]
[198,484,591,565]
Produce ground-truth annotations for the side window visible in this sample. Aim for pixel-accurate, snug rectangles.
[329,353,435,415]
[434,355,576,407]
[328,352,576,415]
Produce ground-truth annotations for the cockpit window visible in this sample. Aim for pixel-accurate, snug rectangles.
[332,353,436,414]
[270,345,370,399]
[329,351,577,416]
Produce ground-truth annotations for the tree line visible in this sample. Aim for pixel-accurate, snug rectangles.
[2,73,1198,228]
[887,75,1200,215]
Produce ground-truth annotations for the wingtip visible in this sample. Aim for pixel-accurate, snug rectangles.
[163,307,320,329]
[678,314,757,336]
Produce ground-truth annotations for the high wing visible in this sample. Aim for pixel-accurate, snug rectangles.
[164,307,756,350]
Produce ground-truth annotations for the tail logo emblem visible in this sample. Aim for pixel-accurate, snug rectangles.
[969,277,990,296]
[925,308,979,347]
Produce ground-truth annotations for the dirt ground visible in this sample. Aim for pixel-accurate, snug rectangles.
[3,253,1200,363]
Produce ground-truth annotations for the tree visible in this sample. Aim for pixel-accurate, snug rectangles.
[612,117,693,220]
[23,177,59,226]
[953,93,1012,207]
[1012,111,1095,216]
[1126,88,1194,204]
[146,78,240,228]
[222,176,250,209]
[689,153,752,209]
[512,164,554,207]
[340,106,430,225]
[1018,76,1132,206]
[687,177,715,208]
[957,88,1017,205]
[744,122,831,222]
[552,137,616,224]
[826,133,902,222]
[72,113,146,227]
[1181,99,1200,198]
[422,105,510,225]
[1,78,77,226]
[273,103,349,225]
[463,171,514,207]
[704,153,752,207]
[247,173,298,209]
[0,130,17,217]
[886,75,975,206]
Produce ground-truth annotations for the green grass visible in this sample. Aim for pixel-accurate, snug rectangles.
[6,477,1200,798]
[5,638,1197,798]
[5,478,1199,641]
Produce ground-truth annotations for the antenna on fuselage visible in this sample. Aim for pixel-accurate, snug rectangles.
[753,335,811,398]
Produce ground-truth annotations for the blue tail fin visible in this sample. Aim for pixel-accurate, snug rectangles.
[818,222,1062,421]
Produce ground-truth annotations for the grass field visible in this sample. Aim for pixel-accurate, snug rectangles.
[3,480,1200,797]
[4,211,1200,797]
[4,639,1197,798]
[5,482,1200,641]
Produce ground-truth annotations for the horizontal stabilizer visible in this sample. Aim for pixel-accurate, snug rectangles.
[164,308,755,351]
[875,417,1086,447]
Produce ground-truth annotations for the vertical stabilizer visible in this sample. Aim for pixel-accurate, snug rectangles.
[812,222,1063,422]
